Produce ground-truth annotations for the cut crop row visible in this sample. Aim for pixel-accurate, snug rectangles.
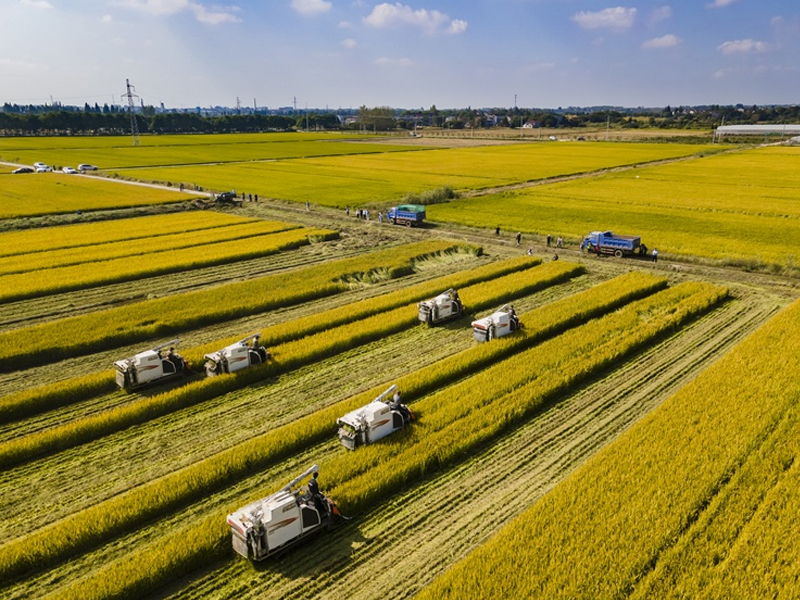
[0,226,338,304]
[0,270,662,585]
[0,260,579,470]
[36,281,725,600]
[0,239,464,372]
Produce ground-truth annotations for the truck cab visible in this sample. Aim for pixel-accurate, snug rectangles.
[471,305,520,342]
[418,288,464,325]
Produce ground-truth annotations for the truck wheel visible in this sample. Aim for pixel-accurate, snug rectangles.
[405,221,412,227]
[614,249,623,258]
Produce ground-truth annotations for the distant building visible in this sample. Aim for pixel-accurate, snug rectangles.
[715,124,800,142]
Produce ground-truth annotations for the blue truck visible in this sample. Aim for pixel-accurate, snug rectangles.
[583,230,644,258]
[387,204,426,227]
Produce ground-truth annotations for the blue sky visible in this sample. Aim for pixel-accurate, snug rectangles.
[1,0,798,110]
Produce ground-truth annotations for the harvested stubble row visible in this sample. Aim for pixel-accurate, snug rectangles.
[411,300,800,600]
[412,292,800,600]
[0,211,259,257]
[0,252,528,425]
[0,270,662,588]
[34,280,725,600]
[0,226,338,304]
[0,220,299,276]
[0,260,578,470]
[0,239,464,373]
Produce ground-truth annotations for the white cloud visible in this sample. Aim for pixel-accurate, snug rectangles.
[650,5,671,24]
[572,7,637,32]
[20,0,53,9]
[192,4,240,24]
[339,20,353,28]
[717,39,769,55]
[101,14,113,23]
[113,0,241,23]
[642,34,680,49]
[341,38,357,48]
[290,0,332,16]
[374,56,413,67]
[364,3,467,35]
[708,0,737,7]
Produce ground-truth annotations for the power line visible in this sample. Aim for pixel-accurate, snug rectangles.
[122,78,141,147]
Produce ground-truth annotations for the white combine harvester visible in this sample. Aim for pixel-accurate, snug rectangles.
[114,339,187,390]
[336,384,414,450]
[418,288,464,325]
[471,305,521,342]
[204,333,269,377]
[226,464,339,560]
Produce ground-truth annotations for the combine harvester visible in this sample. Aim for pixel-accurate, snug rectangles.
[204,333,269,377]
[471,305,521,342]
[418,288,465,326]
[114,339,187,390]
[226,464,339,560]
[337,384,414,450]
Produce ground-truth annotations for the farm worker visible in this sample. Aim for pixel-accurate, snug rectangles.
[516,232,521,245]
[495,225,500,236]
[652,248,659,263]
[527,247,533,256]
[306,200,310,211]
[308,471,320,498]
[379,212,384,223]
[346,206,350,217]
[553,253,559,261]
[546,234,551,247]
[254,194,258,203]
[557,236,563,249]
[392,389,402,408]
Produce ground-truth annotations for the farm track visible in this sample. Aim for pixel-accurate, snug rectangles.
[0,269,605,542]
[0,280,780,600]
[157,285,781,600]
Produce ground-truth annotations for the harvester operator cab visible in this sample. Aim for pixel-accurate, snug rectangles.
[114,339,186,390]
[204,333,269,377]
[418,288,464,326]
[337,384,414,450]
[471,305,521,342]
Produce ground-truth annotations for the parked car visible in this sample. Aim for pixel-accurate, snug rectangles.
[12,167,34,174]
[33,162,48,169]
[62,167,78,174]
[78,163,98,171]
[36,165,53,172]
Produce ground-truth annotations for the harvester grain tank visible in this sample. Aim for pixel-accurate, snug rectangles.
[583,230,642,258]
[226,464,339,560]
[471,305,520,342]
[204,333,269,377]
[418,288,464,325]
[336,384,414,450]
[386,204,426,227]
[114,339,187,390]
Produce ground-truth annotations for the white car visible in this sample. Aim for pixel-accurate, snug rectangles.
[36,165,52,172]
[62,167,78,174]
[78,163,98,171]
[33,162,48,169]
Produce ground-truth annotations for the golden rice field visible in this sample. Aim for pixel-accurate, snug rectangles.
[430,145,800,269]
[106,141,717,208]
[0,133,799,600]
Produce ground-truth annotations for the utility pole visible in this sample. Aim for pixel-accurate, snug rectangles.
[122,79,140,146]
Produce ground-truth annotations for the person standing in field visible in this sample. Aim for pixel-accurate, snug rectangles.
[306,201,310,211]
[495,225,500,236]
[546,234,551,247]
[652,248,659,263]
[516,232,522,245]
